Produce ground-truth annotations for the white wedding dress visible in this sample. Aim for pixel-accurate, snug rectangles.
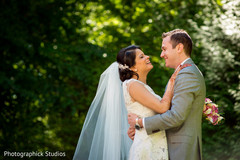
[123,79,168,160]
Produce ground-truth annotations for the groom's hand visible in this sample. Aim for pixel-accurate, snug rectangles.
[127,127,135,141]
[128,113,138,128]
[128,113,138,141]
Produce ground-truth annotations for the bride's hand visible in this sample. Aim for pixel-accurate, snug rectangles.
[166,63,192,96]
[171,63,192,80]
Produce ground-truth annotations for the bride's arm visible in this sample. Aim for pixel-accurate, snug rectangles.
[129,81,172,114]
[129,64,191,114]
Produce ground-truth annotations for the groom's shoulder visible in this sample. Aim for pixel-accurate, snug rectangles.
[180,63,204,81]
[179,64,195,74]
[183,59,200,72]
[178,64,201,80]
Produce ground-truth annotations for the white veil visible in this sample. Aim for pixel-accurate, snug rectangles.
[73,62,132,160]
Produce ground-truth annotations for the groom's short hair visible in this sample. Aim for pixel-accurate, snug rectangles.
[162,29,192,57]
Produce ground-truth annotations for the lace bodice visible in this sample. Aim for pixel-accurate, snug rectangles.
[123,79,168,160]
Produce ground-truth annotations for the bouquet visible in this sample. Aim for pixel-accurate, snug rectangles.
[203,98,224,125]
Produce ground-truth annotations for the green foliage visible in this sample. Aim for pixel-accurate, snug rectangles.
[0,0,109,159]
[190,1,240,159]
[0,0,239,159]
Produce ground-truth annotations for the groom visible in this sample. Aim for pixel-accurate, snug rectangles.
[128,29,206,160]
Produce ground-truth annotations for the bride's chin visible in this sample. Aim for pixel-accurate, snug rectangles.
[149,64,153,69]
[148,66,153,72]
[145,64,153,71]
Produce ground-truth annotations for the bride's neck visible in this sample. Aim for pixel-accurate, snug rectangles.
[132,74,147,84]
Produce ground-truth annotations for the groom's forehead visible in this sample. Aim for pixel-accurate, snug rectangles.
[163,36,171,43]
[162,37,172,47]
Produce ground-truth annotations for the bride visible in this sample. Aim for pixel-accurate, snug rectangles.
[73,45,190,160]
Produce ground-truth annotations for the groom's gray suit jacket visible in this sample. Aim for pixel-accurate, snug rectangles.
[145,58,206,160]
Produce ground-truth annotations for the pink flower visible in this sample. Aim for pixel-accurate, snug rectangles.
[205,98,212,104]
[212,115,219,124]
[203,98,224,125]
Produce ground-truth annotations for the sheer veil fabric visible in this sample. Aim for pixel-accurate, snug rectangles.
[73,62,132,160]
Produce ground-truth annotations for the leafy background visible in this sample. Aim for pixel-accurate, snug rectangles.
[0,0,239,159]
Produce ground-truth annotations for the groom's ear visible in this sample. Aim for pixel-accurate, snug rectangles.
[176,43,184,54]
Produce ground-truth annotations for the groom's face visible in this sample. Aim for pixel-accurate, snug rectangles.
[161,36,178,69]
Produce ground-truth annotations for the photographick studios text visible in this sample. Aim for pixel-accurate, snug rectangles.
[4,151,66,158]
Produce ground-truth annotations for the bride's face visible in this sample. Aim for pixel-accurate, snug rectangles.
[131,49,153,73]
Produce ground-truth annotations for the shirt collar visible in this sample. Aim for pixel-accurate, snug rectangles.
[181,58,190,65]
[175,58,191,71]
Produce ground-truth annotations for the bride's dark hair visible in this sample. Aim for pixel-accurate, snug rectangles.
[117,45,140,82]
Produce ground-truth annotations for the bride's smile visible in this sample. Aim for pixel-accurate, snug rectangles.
[130,49,153,74]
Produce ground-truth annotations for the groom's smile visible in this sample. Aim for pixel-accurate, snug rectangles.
[161,36,178,69]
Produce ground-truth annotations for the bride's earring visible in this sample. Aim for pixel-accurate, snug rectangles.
[134,69,138,72]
